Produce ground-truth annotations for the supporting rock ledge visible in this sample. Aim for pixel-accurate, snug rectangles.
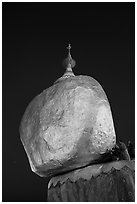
[48,160,135,202]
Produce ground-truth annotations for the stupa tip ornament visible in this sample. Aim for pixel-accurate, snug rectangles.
[63,43,76,72]
[19,45,116,178]
[56,44,76,82]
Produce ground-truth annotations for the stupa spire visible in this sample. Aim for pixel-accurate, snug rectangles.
[54,44,76,83]
[62,43,76,77]
[67,43,71,54]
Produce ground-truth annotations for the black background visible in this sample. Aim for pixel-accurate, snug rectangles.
[3,2,135,202]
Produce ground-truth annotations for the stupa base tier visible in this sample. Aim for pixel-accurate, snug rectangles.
[48,160,135,202]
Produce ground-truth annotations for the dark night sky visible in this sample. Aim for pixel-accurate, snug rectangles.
[3,2,135,202]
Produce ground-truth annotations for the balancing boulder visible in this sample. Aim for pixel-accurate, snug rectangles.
[20,75,116,177]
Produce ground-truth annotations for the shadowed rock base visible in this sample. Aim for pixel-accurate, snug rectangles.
[48,161,135,202]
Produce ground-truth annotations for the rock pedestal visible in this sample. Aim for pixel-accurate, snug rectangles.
[48,160,135,202]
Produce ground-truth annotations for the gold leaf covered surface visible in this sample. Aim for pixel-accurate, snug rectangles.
[20,75,116,177]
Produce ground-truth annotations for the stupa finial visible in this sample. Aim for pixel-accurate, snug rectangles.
[62,44,76,77]
[67,43,71,58]
[55,44,76,83]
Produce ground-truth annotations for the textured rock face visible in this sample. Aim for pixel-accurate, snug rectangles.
[20,75,116,177]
